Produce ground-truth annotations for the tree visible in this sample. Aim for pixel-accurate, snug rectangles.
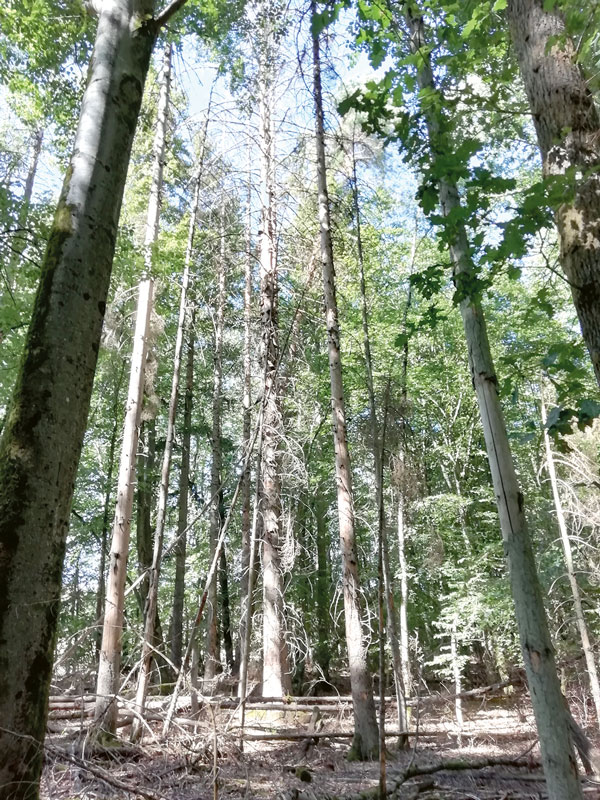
[94,278,154,734]
[541,389,600,728]
[399,7,582,797]
[256,0,291,698]
[505,0,600,389]
[204,203,227,687]
[311,0,379,759]
[0,0,185,787]
[95,39,172,738]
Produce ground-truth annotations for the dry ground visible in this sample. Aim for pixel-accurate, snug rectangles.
[41,695,600,800]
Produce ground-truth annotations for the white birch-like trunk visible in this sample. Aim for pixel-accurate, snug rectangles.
[405,9,581,798]
[397,490,411,699]
[94,278,154,733]
[451,616,463,746]
[541,393,600,727]
[311,1,379,758]
[130,42,173,741]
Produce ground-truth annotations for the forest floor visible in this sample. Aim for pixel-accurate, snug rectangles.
[41,693,600,800]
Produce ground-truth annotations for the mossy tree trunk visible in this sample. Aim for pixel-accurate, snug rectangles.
[0,0,160,790]
[506,0,600,388]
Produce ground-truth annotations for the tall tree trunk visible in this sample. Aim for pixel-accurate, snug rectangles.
[134,423,170,676]
[314,489,331,682]
[95,360,126,660]
[506,0,600,388]
[258,47,290,699]
[94,279,154,734]
[395,252,415,702]
[405,8,581,798]
[238,415,265,706]
[169,107,211,669]
[237,144,254,674]
[219,540,234,671]
[133,41,202,740]
[8,127,43,285]
[204,205,227,688]
[451,615,463,746]
[352,146,407,740]
[0,0,158,786]
[136,419,156,612]
[170,323,194,669]
[396,491,411,699]
[311,2,379,759]
[541,393,600,727]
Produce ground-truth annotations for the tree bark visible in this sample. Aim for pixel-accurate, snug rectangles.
[258,41,291,698]
[8,127,43,286]
[405,8,582,798]
[352,147,407,741]
[95,360,125,660]
[132,43,182,740]
[170,324,194,669]
[311,1,379,759]
[0,0,157,789]
[506,0,600,388]
[541,392,600,727]
[94,279,154,734]
[314,489,330,682]
[396,492,411,699]
[136,419,156,612]
[169,109,211,670]
[204,204,227,688]
[237,142,254,674]
[219,541,234,671]
[451,616,463,746]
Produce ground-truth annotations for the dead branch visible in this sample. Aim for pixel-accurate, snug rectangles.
[46,743,167,800]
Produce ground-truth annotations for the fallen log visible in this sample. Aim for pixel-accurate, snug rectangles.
[242,729,423,742]
[283,752,542,800]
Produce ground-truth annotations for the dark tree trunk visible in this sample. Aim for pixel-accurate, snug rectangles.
[171,326,194,669]
[506,0,600,388]
[0,0,157,790]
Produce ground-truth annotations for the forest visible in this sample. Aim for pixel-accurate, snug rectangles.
[1,0,600,798]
